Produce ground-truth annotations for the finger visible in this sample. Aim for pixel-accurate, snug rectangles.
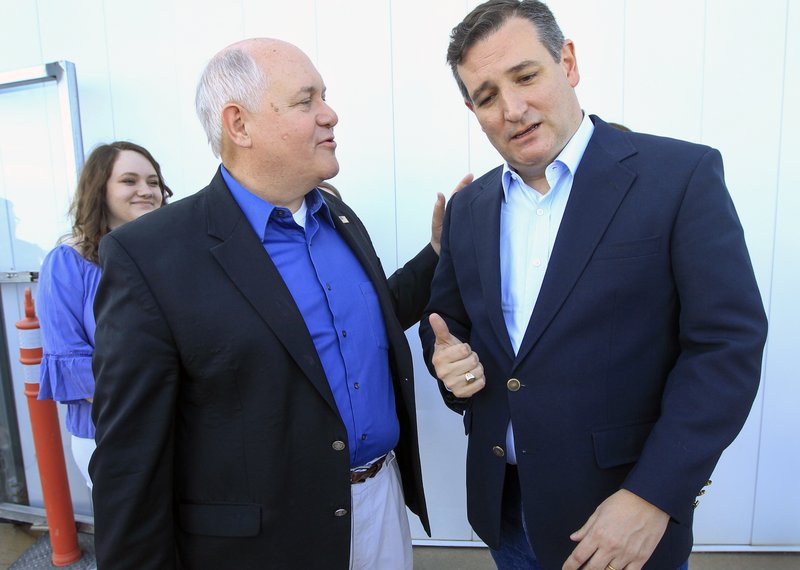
[562,540,597,570]
[450,374,486,398]
[431,192,446,229]
[429,313,457,346]
[453,173,474,193]
[570,509,597,542]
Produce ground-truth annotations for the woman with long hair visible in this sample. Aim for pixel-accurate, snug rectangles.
[37,141,172,488]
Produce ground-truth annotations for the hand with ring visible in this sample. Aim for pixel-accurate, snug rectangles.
[428,313,486,398]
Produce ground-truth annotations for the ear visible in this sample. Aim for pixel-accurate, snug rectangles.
[561,39,580,88]
[464,99,475,113]
[221,103,252,149]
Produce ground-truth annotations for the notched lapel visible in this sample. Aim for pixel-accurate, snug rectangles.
[205,179,339,414]
[514,130,637,366]
[469,170,515,361]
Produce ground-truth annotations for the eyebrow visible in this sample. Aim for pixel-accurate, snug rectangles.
[469,60,540,102]
[117,172,157,178]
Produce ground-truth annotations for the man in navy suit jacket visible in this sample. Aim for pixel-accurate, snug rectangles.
[419,2,768,569]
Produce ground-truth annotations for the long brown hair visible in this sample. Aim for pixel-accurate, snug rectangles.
[69,141,172,263]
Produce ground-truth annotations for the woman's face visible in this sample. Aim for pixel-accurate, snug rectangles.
[105,150,163,230]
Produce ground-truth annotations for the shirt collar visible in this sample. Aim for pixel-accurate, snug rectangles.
[501,112,595,200]
[220,165,334,240]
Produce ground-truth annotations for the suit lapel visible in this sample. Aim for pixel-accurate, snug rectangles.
[469,169,515,361]
[204,172,339,414]
[514,121,638,367]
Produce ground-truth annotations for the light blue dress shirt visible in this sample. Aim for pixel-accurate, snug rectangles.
[501,113,595,463]
[221,166,398,467]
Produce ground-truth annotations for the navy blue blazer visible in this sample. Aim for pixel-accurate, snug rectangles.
[420,116,767,569]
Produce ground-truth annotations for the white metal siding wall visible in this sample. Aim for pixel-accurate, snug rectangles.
[0,0,797,548]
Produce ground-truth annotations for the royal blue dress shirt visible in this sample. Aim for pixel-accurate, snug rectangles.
[221,166,399,467]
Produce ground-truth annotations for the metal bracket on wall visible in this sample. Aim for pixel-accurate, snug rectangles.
[0,60,85,189]
[0,272,38,283]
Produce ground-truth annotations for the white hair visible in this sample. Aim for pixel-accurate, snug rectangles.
[195,48,268,158]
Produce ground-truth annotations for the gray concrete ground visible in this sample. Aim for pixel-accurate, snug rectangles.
[2,523,799,569]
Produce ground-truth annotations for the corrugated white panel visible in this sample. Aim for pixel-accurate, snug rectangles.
[752,0,800,546]
[623,1,706,139]
[316,0,397,268]
[393,0,475,541]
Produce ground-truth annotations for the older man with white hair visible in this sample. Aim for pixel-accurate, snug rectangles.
[90,37,459,569]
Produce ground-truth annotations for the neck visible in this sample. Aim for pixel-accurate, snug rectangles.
[223,161,310,213]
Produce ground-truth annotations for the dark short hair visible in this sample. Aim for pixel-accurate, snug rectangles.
[70,141,172,263]
[447,0,565,101]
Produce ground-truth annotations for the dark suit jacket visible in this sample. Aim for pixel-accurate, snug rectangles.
[420,116,767,570]
[90,170,433,569]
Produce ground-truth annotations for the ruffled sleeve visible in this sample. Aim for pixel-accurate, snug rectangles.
[37,244,100,403]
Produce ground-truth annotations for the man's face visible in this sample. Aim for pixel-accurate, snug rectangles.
[458,17,582,189]
[247,45,339,190]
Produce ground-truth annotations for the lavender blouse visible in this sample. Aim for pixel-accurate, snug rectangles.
[37,244,100,439]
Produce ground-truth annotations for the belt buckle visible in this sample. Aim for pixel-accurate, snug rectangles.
[350,455,386,484]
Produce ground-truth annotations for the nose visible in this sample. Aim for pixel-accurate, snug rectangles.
[318,101,338,128]
[135,182,152,196]
[501,90,526,123]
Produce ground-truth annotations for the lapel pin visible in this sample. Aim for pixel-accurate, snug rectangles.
[338,215,350,224]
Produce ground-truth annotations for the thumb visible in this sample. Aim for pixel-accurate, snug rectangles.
[429,313,456,346]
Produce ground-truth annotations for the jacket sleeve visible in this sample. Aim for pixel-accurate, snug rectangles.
[621,148,768,525]
[386,243,439,330]
[90,234,181,569]
[418,195,472,414]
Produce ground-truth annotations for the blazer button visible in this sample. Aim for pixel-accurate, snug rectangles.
[507,378,521,392]
[492,445,505,457]
[332,440,346,451]
[692,500,700,509]
[334,508,348,517]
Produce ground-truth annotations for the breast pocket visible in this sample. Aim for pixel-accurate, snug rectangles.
[593,236,661,261]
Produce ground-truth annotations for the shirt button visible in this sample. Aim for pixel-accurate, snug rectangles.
[342,330,347,337]
[532,259,542,267]
[332,441,345,451]
[326,283,332,291]
[507,378,521,392]
[492,445,505,458]
[334,508,348,517]
[361,434,367,440]
[536,208,545,216]
[354,383,360,389]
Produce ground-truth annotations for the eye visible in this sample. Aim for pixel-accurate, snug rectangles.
[148,180,160,187]
[121,178,136,185]
[477,93,496,107]
[519,73,537,83]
